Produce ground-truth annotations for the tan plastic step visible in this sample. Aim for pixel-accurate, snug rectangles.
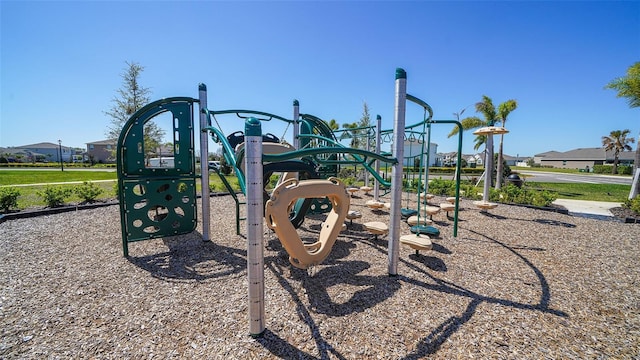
[407,215,433,226]
[366,200,385,209]
[473,200,498,210]
[400,234,432,252]
[363,221,389,238]
[440,203,455,216]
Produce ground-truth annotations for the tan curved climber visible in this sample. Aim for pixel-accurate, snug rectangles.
[265,177,349,269]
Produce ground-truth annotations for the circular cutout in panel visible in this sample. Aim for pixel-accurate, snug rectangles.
[174,207,185,217]
[147,205,169,222]
[132,184,146,196]
[132,219,143,228]
[133,200,147,210]
[143,225,160,234]
[181,196,190,204]
[156,183,170,193]
[165,194,173,201]
[177,182,188,193]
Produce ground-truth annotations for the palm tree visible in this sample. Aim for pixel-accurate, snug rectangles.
[327,119,340,131]
[495,99,518,189]
[341,102,373,150]
[448,95,499,143]
[449,95,517,187]
[605,62,640,174]
[602,129,635,174]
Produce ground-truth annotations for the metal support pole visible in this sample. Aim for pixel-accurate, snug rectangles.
[389,68,406,276]
[483,134,494,202]
[293,100,300,150]
[198,84,210,241]
[245,117,265,337]
[58,140,64,172]
[374,115,382,201]
[365,127,371,188]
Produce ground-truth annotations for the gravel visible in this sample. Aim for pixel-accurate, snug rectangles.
[1,193,639,359]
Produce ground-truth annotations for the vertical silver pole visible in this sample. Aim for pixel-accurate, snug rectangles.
[293,100,300,150]
[374,115,381,201]
[483,135,494,202]
[245,117,265,337]
[198,84,210,241]
[365,128,371,188]
[629,168,640,200]
[389,68,406,276]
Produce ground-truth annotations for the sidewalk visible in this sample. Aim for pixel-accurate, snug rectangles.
[552,199,622,217]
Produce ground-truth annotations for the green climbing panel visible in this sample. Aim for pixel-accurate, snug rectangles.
[121,178,197,242]
[116,97,198,256]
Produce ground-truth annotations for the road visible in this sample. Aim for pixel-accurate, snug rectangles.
[517,170,632,185]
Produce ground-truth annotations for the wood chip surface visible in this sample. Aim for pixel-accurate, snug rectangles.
[1,193,639,359]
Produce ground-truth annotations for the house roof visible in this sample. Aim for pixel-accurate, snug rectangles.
[534,150,562,157]
[540,147,636,161]
[17,142,60,149]
[86,139,117,145]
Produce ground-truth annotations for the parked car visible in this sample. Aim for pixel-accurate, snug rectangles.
[208,160,220,171]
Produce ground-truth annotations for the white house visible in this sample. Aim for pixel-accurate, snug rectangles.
[402,138,437,167]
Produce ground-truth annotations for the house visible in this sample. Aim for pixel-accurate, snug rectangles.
[534,147,635,169]
[1,142,72,162]
[402,139,437,167]
[502,154,530,167]
[86,139,117,164]
[465,153,484,167]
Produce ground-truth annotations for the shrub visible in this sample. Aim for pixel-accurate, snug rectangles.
[0,187,20,212]
[74,181,103,203]
[623,197,640,215]
[38,186,73,208]
[342,176,356,186]
[426,178,455,196]
[489,184,558,207]
[338,167,354,179]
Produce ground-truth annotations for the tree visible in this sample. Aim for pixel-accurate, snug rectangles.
[341,102,374,150]
[104,61,164,163]
[327,119,340,131]
[448,95,516,187]
[602,129,635,175]
[605,62,640,173]
[494,99,518,189]
[105,61,152,140]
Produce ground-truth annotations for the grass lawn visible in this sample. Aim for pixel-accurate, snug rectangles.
[0,170,243,210]
[0,170,117,186]
[527,182,630,202]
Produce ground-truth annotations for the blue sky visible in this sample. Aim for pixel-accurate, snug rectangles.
[1,1,638,158]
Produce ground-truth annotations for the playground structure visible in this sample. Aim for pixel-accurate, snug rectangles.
[115,68,463,337]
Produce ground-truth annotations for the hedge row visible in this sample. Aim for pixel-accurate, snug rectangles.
[592,164,633,175]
